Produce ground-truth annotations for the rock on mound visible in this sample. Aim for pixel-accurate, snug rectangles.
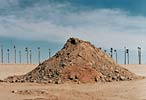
[5,38,141,83]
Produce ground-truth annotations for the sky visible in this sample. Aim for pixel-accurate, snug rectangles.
[0,0,146,64]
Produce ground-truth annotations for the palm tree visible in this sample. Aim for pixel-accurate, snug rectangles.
[25,47,28,64]
[14,45,16,64]
[126,49,129,64]
[124,47,127,64]
[49,48,51,59]
[37,47,40,64]
[7,49,10,63]
[114,49,118,63]
[29,50,32,64]
[138,47,141,64]
[19,51,21,64]
[110,48,113,58]
[1,44,3,64]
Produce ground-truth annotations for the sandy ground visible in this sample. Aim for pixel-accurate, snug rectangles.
[0,64,146,100]
[0,64,37,80]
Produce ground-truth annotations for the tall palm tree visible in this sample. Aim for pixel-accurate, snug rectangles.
[19,51,21,64]
[49,48,51,59]
[25,47,28,64]
[114,49,118,63]
[126,49,129,64]
[124,47,127,64]
[110,48,113,58]
[1,44,3,64]
[14,45,16,64]
[138,47,141,64]
[37,47,40,64]
[29,50,32,64]
[7,49,10,63]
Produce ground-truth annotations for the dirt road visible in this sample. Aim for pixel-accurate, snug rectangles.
[0,64,146,100]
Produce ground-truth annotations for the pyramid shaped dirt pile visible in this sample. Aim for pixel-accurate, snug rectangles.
[5,38,141,83]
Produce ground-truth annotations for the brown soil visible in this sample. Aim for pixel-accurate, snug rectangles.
[4,38,141,83]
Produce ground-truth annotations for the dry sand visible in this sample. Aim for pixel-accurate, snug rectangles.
[0,64,37,80]
[0,64,146,100]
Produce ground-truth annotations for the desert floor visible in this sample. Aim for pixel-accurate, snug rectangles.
[0,64,146,100]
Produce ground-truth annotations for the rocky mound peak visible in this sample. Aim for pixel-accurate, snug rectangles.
[5,38,141,84]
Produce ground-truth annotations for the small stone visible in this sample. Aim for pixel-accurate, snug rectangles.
[60,62,67,67]
[70,38,78,44]
[69,75,75,80]
[12,90,17,93]
[112,76,117,80]
[74,79,78,82]
[43,76,48,80]
[48,80,53,83]
[120,76,125,81]
[0,80,3,82]
[115,70,119,73]
[78,52,82,57]
[95,77,99,82]
[55,81,58,84]
[77,80,81,84]
[57,79,62,84]
[20,79,25,83]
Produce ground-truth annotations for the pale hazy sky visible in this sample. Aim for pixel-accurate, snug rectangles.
[0,0,146,64]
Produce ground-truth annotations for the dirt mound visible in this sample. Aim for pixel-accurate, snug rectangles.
[5,38,141,83]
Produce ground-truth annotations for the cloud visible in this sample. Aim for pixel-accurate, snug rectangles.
[0,1,146,49]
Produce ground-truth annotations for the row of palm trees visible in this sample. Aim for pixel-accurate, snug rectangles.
[0,44,142,64]
[103,48,118,63]
[0,45,51,64]
[103,47,142,64]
